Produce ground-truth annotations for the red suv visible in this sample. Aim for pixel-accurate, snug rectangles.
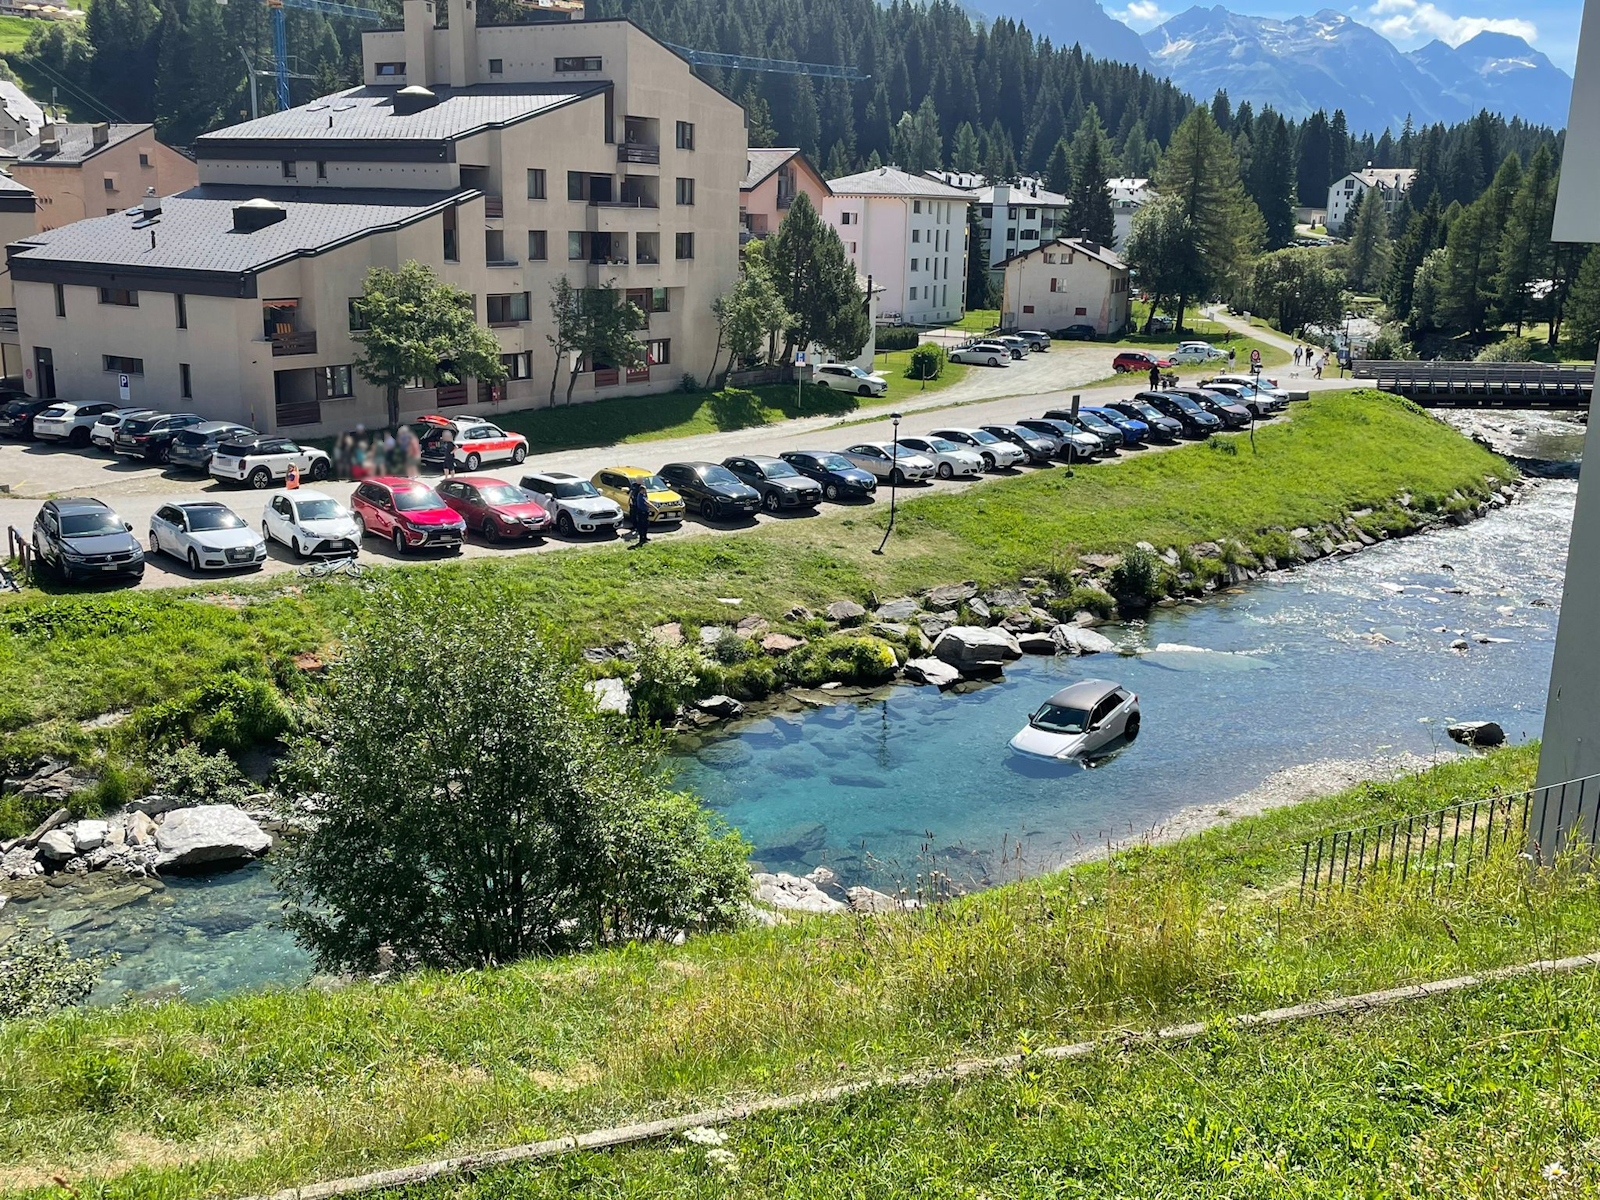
[1113,350,1174,373]
[351,476,465,555]
[436,476,553,542]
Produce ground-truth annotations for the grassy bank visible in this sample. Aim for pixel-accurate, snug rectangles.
[3,745,1592,1200]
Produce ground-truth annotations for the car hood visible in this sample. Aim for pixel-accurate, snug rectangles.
[646,489,683,506]
[563,495,621,516]
[893,453,936,470]
[190,527,262,550]
[62,531,139,555]
[299,516,360,539]
[396,507,464,526]
[836,468,875,484]
[1008,724,1088,760]
[1221,403,1252,418]
[489,500,551,521]
[717,483,762,502]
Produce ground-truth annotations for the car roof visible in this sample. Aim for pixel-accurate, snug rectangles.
[529,470,577,481]
[740,453,785,465]
[277,488,334,503]
[452,475,513,487]
[601,465,654,477]
[365,475,421,486]
[49,497,112,514]
[662,460,720,472]
[192,421,248,434]
[173,500,236,512]
[1043,679,1123,707]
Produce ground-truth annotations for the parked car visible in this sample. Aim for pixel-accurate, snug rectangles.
[437,475,553,541]
[895,434,985,480]
[1016,418,1102,462]
[1112,350,1172,374]
[1204,382,1276,418]
[1013,329,1053,351]
[590,466,685,524]
[777,450,878,501]
[1145,314,1175,332]
[350,477,465,554]
[1105,400,1182,442]
[261,488,361,558]
[148,501,266,572]
[31,497,144,583]
[0,396,57,439]
[978,422,1059,465]
[1080,405,1148,447]
[813,363,888,397]
[721,454,824,511]
[167,422,257,474]
[1055,324,1096,340]
[930,427,1025,470]
[1202,375,1288,409]
[1171,340,1227,364]
[992,335,1031,360]
[210,436,332,488]
[518,471,625,537]
[32,401,120,446]
[1142,392,1222,437]
[1043,408,1124,452]
[417,415,529,471]
[839,442,936,484]
[1171,387,1252,429]
[1008,679,1140,762]
[949,342,1013,367]
[89,407,154,451]
[112,412,204,461]
[659,461,763,520]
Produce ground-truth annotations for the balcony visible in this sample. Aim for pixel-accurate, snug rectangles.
[776,190,794,210]
[617,143,660,165]
[483,195,504,219]
[435,382,469,407]
[271,329,318,356]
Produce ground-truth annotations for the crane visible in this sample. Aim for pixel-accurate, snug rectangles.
[263,0,386,111]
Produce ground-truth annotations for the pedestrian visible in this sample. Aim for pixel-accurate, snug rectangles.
[1148,363,1160,391]
[439,428,457,478]
[628,480,651,546]
[286,462,301,490]
[1293,345,1302,367]
[382,429,398,474]
[1228,347,1236,369]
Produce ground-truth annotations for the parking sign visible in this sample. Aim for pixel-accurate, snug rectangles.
[118,374,130,401]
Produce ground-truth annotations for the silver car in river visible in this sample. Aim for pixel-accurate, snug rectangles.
[1009,679,1140,761]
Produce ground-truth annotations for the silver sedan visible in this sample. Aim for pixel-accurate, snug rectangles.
[839,442,937,484]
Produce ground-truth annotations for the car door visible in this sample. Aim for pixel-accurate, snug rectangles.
[1086,694,1122,754]
[151,505,184,557]
[265,494,292,544]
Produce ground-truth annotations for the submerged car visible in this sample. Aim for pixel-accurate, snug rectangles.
[1008,679,1140,762]
[519,471,624,536]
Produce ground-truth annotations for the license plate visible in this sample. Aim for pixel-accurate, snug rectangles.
[100,562,118,572]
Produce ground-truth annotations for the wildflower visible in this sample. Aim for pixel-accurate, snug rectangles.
[684,1125,727,1147]
[706,1147,739,1175]
[1543,1162,1567,1181]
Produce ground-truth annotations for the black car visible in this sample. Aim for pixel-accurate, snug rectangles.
[722,454,824,511]
[0,396,53,439]
[1055,324,1097,340]
[167,422,257,474]
[1107,400,1182,443]
[31,497,145,583]
[1144,392,1223,437]
[658,461,763,520]
[778,450,877,501]
[113,412,204,461]
[1043,408,1124,453]
[978,423,1056,465]
[1171,387,1252,429]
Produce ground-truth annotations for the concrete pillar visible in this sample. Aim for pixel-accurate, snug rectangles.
[445,0,478,89]
[402,0,437,88]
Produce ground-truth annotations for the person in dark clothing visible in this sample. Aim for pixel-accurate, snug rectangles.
[629,481,651,546]
[1148,364,1160,390]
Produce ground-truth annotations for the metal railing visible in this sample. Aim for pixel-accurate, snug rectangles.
[5,524,31,589]
[1299,772,1600,902]
[1352,359,1594,407]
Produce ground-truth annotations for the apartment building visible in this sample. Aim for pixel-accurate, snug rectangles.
[5,0,744,435]
[1107,176,1152,248]
[0,171,35,380]
[0,81,43,151]
[927,172,1068,277]
[998,236,1131,337]
[1327,167,1415,233]
[740,147,828,243]
[824,165,970,327]
[4,122,195,232]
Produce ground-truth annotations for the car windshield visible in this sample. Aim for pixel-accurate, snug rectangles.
[551,480,599,500]
[217,441,255,456]
[122,418,155,434]
[40,406,69,419]
[479,484,527,506]
[1168,396,1203,413]
[186,507,245,532]
[1136,405,1165,420]
[847,367,873,378]
[759,460,801,478]
[175,430,209,446]
[295,498,345,521]
[1078,414,1115,433]
[392,487,443,512]
[966,429,999,444]
[1030,702,1091,734]
[700,466,741,486]
[60,512,124,537]
[640,475,669,491]
[1,401,31,417]
[814,454,854,471]
[926,438,959,453]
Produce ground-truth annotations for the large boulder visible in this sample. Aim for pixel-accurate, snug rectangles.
[931,626,1022,673]
[1448,721,1506,748]
[73,820,109,853]
[874,598,921,622]
[1016,631,1060,655]
[846,885,912,914]
[1051,625,1118,655]
[586,677,630,715]
[925,582,977,608]
[695,694,745,720]
[2,757,96,805]
[154,805,272,871]
[761,632,805,654]
[905,657,962,688]
[752,871,849,915]
[36,829,77,861]
[826,600,867,624]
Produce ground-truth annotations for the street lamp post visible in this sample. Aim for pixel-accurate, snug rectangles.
[875,411,903,555]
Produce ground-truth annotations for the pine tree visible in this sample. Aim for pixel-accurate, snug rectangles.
[825,140,854,180]
[741,85,778,149]
[950,121,981,172]
[1244,113,1295,250]
[1560,246,1600,360]
[1065,106,1114,245]
[1493,144,1556,334]
[1296,110,1332,207]
[1346,188,1391,292]
[1439,199,1497,334]
[1043,138,1071,196]
[1329,109,1349,180]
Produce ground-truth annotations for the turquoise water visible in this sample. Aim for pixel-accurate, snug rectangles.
[1,478,1575,1001]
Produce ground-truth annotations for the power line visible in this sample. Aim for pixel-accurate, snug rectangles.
[663,42,869,82]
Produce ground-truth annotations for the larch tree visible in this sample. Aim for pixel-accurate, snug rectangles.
[1493,144,1556,335]
[1346,190,1392,293]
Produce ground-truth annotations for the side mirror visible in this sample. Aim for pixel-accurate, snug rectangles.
[124,522,134,532]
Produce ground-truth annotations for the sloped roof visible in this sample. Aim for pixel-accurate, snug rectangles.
[0,82,42,134]
[826,165,974,200]
[1349,168,1416,189]
[743,147,798,189]
[1000,236,1127,272]
[6,123,151,166]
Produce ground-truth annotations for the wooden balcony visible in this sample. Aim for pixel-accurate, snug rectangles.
[617,143,660,165]
[435,382,469,406]
[271,330,318,356]
[483,195,504,218]
[594,368,620,387]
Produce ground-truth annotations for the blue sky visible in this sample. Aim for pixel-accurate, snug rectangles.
[1108,0,1582,70]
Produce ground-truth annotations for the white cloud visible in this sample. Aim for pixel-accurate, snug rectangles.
[1366,0,1537,47]
[1110,1,1172,30]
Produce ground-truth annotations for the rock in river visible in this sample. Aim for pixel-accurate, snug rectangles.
[1448,721,1506,748]
[753,872,849,915]
[931,626,1022,672]
[1051,625,1117,655]
[153,805,272,871]
[905,657,962,688]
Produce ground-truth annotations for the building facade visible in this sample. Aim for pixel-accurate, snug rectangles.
[823,166,970,327]
[6,0,745,435]
[928,170,1066,277]
[998,236,1130,336]
[1326,167,1415,232]
[4,123,195,232]
[1107,177,1152,248]
[740,147,828,243]
[0,82,43,151]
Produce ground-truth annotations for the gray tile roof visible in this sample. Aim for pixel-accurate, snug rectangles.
[1001,236,1127,271]
[197,84,594,145]
[0,171,33,195]
[7,185,464,276]
[6,123,151,166]
[826,165,975,200]
[0,82,42,134]
[741,147,798,190]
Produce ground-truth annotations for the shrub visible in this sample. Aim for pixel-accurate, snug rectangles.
[1475,336,1536,363]
[146,744,255,806]
[906,342,947,382]
[1205,435,1238,455]
[1365,326,1411,360]
[712,629,754,665]
[785,634,900,687]
[0,923,115,1023]
[1048,587,1116,621]
[702,656,779,700]
[1110,546,1164,610]
[629,634,707,724]
[125,673,290,755]
[875,325,921,351]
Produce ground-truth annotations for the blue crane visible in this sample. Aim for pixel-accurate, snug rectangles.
[262,0,385,111]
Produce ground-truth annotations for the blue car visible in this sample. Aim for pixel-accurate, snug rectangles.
[1082,405,1148,447]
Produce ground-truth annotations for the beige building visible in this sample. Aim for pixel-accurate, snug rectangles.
[0,171,35,380]
[5,0,745,435]
[739,147,828,243]
[998,236,1130,336]
[4,122,195,232]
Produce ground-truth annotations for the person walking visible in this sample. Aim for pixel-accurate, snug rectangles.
[1293,345,1302,367]
[628,480,651,546]
[1228,347,1236,369]
[1148,363,1160,391]
[1315,352,1326,379]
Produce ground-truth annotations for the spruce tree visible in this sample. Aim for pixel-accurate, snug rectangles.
[1346,188,1391,293]
[1043,138,1071,196]
[1065,108,1114,245]
[1560,247,1600,360]
[950,121,981,173]
[1493,144,1556,334]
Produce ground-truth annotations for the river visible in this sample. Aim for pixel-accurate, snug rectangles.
[2,412,1584,1002]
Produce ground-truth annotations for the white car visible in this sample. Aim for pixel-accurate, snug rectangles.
[1171,341,1227,364]
[895,435,985,480]
[32,401,121,447]
[1009,679,1140,762]
[949,342,1013,367]
[211,435,332,489]
[930,427,1025,470]
[261,488,361,558]
[1014,330,1052,351]
[519,470,625,536]
[1203,376,1288,410]
[839,442,936,484]
[148,501,267,572]
[814,363,888,397]
[88,407,155,451]
[417,415,530,471]
[1204,382,1276,418]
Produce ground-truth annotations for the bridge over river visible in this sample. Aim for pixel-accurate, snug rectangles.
[1352,360,1593,408]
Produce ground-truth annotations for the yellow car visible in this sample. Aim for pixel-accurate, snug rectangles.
[591,466,686,524]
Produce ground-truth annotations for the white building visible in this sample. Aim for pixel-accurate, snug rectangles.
[0,81,42,151]
[997,236,1130,336]
[823,166,970,327]
[1106,176,1152,248]
[1327,167,1415,232]
[927,171,1067,276]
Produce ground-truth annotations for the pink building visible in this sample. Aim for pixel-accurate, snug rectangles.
[739,147,829,242]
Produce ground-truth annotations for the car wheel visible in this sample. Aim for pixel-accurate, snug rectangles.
[936,462,953,480]
[512,445,527,464]
[1125,712,1141,739]
[824,483,840,501]
[354,515,367,540]
[248,467,272,489]
[159,443,174,464]
[483,519,499,543]
[187,548,200,572]
[981,452,995,471]
[292,536,305,558]
[392,529,407,555]
[309,458,330,482]
[557,511,575,537]
[987,356,999,367]
[465,452,481,471]
[763,492,780,513]
[148,531,160,555]
[890,468,905,487]
[858,384,872,397]
[68,427,90,448]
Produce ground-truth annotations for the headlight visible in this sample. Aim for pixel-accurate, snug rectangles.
[60,546,87,560]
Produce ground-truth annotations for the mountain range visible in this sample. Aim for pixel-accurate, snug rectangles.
[963,0,1572,134]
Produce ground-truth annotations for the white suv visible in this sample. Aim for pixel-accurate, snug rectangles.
[814,363,888,397]
[32,401,121,447]
[210,436,332,489]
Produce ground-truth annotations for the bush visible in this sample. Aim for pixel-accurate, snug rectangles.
[906,342,947,382]
[785,634,900,687]
[711,629,754,665]
[146,744,255,806]
[0,923,115,1023]
[875,325,921,351]
[629,634,707,723]
[1047,587,1117,621]
[125,673,290,755]
[1365,326,1411,361]
[1109,546,1164,611]
[1476,336,1536,363]
[702,656,779,700]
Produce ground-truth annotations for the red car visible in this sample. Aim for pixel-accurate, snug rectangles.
[436,476,553,542]
[350,476,465,555]
[1112,350,1174,373]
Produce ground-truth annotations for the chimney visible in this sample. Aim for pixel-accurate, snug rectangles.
[402,0,438,85]
[91,122,109,146]
[232,197,288,233]
[37,123,59,156]
[445,0,477,87]
[141,186,160,218]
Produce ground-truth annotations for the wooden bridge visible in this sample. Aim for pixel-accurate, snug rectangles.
[1352,360,1593,408]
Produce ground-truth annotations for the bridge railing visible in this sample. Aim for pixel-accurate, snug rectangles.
[1352,359,1594,396]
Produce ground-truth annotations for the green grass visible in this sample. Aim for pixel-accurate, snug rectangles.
[0,15,36,53]
[950,308,1000,333]
[4,743,1593,1200]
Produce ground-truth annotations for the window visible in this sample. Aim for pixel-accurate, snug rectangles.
[569,231,585,260]
[1021,229,1037,241]
[501,351,532,380]
[555,55,602,71]
[322,365,354,398]
[981,205,992,218]
[675,176,694,205]
[139,152,151,168]
[848,241,857,253]
[1026,207,1037,220]
[103,354,143,374]
[1006,229,1015,241]
[1075,306,1088,316]
[675,120,694,149]
[675,231,694,260]
[650,286,669,313]
[1049,277,1058,292]
[644,338,670,365]
[375,61,405,75]
[527,168,546,199]
[179,363,192,399]
[316,161,327,179]
[282,160,297,179]
[485,228,508,263]
[1043,252,1057,264]
[488,58,503,74]
[347,298,369,331]
[52,283,63,318]
[1022,304,1034,314]
[911,229,920,243]
[174,293,187,328]
[567,171,586,202]
[913,200,922,214]
[102,177,114,191]
[98,287,137,307]
[528,230,547,260]
[486,292,530,324]
[840,211,856,225]
[907,289,916,305]
[910,259,919,272]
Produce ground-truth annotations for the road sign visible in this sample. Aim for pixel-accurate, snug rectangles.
[118,374,130,401]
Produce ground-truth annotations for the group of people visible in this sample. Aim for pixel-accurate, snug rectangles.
[1292,344,1328,379]
[328,425,446,482]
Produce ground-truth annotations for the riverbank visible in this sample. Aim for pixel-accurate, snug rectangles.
[6,743,1594,1200]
